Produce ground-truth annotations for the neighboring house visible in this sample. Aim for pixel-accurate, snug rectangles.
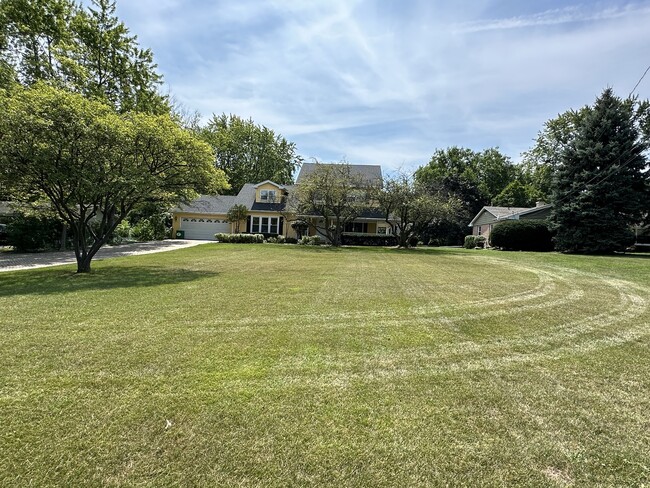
[171,163,394,241]
[468,202,552,241]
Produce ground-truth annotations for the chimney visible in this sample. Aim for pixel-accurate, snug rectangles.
[535,201,546,207]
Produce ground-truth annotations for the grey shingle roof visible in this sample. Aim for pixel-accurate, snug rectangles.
[174,195,237,214]
[483,206,531,219]
[296,163,383,185]
[468,205,553,227]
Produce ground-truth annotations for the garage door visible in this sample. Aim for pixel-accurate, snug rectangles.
[180,217,231,240]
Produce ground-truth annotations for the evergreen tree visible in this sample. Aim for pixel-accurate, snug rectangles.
[550,88,648,253]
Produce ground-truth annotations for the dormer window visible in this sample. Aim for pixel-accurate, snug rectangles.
[260,190,276,202]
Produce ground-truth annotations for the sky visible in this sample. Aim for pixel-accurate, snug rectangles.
[113,0,650,172]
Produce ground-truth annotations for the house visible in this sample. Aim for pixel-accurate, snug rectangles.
[468,202,552,240]
[171,163,394,241]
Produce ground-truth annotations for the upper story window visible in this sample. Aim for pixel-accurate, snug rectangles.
[260,189,277,202]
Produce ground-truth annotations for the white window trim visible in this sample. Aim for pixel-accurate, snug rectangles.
[251,216,279,234]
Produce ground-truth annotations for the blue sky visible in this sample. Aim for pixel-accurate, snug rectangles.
[114,0,650,172]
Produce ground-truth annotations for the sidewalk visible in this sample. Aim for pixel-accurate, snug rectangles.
[0,239,213,272]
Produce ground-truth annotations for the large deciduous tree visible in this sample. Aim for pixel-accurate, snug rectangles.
[289,162,372,246]
[0,84,228,272]
[1,0,167,113]
[199,113,302,195]
[414,147,518,244]
[377,173,461,248]
[550,88,648,253]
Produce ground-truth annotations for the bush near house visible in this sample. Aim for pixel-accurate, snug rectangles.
[464,235,486,249]
[215,233,264,243]
[489,220,553,252]
[299,236,322,246]
[6,215,63,252]
[341,234,398,246]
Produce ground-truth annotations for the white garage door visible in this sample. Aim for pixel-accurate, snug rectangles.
[180,217,231,240]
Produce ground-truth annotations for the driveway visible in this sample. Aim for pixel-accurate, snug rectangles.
[0,239,213,272]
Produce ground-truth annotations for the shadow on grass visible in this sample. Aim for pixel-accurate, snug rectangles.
[0,265,218,297]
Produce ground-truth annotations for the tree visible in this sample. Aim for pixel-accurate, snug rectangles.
[289,162,373,246]
[415,147,518,244]
[0,0,167,113]
[0,84,228,272]
[198,113,302,195]
[377,173,460,248]
[492,180,544,207]
[550,88,648,253]
[227,204,248,233]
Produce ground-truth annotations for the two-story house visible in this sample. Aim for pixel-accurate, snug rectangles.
[171,163,393,241]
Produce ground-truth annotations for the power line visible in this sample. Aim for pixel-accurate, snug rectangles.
[629,64,650,98]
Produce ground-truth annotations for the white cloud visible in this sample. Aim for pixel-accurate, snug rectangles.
[114,0,650,171]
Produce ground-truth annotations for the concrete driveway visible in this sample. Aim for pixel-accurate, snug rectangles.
[0,239,213,272]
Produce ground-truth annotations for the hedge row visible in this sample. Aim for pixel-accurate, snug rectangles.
[489,220,553,251]
[215,233,265,243]
[341,234,398,246]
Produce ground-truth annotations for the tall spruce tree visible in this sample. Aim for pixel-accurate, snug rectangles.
[550,88,648,253]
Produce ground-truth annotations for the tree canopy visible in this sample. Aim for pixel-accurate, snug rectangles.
[289,162,372,246]
[0,84,228,272]
[0,0,167,113]
[377,173,461,248]
[198,113,302,195]
[414,147,519,244]
[550,88,648,253]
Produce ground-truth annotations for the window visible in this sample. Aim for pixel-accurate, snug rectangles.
[477,226,482,235]
[377,226,387,235]
[344,222,368,233]
[251,216,279,234]
[260,190,277,202]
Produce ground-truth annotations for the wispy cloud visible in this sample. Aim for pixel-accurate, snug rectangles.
[114,0,650,171]
[455,3,650,33]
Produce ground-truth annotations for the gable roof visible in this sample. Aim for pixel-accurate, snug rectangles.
[296,163,383,185]
[468,204,553,227]
[253,180,285,189]
[468,206,531,227]
[174,195,238,214]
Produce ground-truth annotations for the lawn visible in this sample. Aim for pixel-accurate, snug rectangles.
[1,245,649,487]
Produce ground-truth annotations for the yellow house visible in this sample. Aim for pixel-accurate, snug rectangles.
[171,164,396,241]
[172,180,297,240]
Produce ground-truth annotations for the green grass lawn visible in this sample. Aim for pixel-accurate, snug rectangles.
[1,245,649,487]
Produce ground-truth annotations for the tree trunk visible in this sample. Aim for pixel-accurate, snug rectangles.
[76,255,92,273]
[60,226,67,251]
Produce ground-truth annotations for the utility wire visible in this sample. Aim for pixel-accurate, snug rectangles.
[629,64,650,98]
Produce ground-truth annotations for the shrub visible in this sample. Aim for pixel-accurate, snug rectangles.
[341,234,398,246]
[7,215,62,252]
[266,236,287,244]
[299,235,322,246]
[408,236,419,248]
[464,235,486,249]
[489,220,553,252]
[215,233,264,243]
[464,235,476,249]
[131,219,155,242]
[110,220,132,244]
[284,237,298,244]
